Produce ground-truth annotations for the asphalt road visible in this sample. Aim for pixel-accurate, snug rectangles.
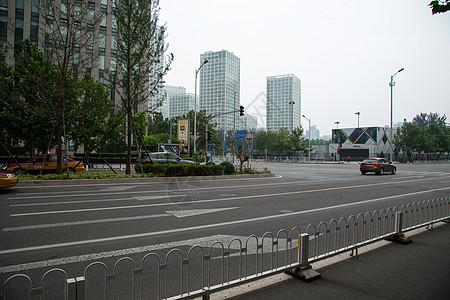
[0,162,449,297]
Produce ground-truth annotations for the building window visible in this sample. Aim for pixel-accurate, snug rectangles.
[0,10,7,42]
[30,13,39,45]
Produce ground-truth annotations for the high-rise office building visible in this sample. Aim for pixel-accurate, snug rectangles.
[238,115,258,131]
[169,93,195,119]
[2,0,162,116]
[266,74,301,132]
[305,125,320,140]
[159,85,186,119]
[199,50,240,131]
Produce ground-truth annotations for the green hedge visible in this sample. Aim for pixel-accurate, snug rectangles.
[138,163,224,177]
[220,161,235,175]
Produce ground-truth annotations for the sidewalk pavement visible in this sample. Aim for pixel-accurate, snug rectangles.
[220,222,450,300]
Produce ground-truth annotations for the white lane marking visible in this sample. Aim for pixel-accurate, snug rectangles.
[2,214,170,232]
[134,195,187,201]
[10,173,432,200]
[10,177,449,217]
[167,207,238,218]
[10,197,139,207]
[0,234,295,274]
[100,185,137,192]
[3,208,240,231]
[7,178,289,200]
[2,187,448,255]
[0,235,233,274]
[9,194,188,208]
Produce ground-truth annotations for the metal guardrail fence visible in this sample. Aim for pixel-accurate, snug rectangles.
[2,197,449,300]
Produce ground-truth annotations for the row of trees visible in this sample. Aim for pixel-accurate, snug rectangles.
[1,0,172,175]
[146,111,309,156]
[394,113,449,159]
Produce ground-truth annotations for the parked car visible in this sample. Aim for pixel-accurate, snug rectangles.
[360,158,396,175]
[0,170,18,188]
[135,152,195,166]
[2,154,85,175]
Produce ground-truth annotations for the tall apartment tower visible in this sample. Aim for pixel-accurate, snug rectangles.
[199,50,240,131]
[159,85,186,119]
[266,74,301,132]
[1,0,159,116]
[169,93,195,119]
[238,115,258,131]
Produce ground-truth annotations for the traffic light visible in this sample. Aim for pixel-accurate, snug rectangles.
[337,148,340,154]
[207,131,212,141]
[239,105,244,116]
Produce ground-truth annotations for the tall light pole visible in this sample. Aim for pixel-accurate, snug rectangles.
[389,67,404,161]
[302,115,311,162]
[334,121,340,161]
[289,101,295,133]
[194,59,208,153]
[355,112,360,128]
[233,86,237,164]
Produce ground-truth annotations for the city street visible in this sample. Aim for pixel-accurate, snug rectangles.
[0,162,449,296]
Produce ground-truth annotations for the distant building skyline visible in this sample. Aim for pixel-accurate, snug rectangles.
[169,93,195,119]
[199,50,240,131]
[266,74,301,132]
[305,125,320,140]
[238,115,258,131]
[161,85,186,119]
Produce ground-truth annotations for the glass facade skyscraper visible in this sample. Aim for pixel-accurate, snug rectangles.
[266,74,301,132]
[199,50,240,131]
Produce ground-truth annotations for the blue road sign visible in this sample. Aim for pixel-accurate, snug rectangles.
[235,130,247,140]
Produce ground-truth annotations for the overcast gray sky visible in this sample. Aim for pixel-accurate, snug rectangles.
[159,0,450,135]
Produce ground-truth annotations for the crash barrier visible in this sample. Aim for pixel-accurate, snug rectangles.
[2,197,449,300]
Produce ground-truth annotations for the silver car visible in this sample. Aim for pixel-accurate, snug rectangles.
[137,152,195,165]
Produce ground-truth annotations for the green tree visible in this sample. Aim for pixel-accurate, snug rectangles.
[143,133,179,152]
[148,112,170,135]
[273,128,290,152]
[12,40,65,155]
[428,124,450,153]
[254,130,277,152]
[133,111,149,140]
[429,0,450,14]
[70,74,113,155]
[395,121,429,160]
[99,114,127,153]
[36,0,105,174]
[112,0,173,174]
[0,59,18,150]
[412,112,447,129]
[289,127,305,151]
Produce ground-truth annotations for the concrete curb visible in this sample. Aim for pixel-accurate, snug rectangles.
[16,173,276,186]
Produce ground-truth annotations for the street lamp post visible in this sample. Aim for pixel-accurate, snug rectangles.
[389,68,404,161]
[194,59,208,153]
[302,115,311,162]
[334,121,340,162]
[355,112,360,128]
[289,101,295,133]
[233,86,237,164]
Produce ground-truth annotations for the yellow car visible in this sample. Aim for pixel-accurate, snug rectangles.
[0,170,18,188]
[3,154,85,175]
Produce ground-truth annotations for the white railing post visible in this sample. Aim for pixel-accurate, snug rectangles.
[395,211,403,234]
[67,277,85,300]
[286,233,321,282]
[386,211,411,244]
[67,278,76,300]
[298,233,309,267]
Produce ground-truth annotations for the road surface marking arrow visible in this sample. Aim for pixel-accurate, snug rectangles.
[166,207,239,218]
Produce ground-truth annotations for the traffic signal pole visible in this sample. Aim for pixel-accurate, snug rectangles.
[205,108,244,163]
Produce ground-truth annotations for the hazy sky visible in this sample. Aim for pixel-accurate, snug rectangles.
[159,0,450,135]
